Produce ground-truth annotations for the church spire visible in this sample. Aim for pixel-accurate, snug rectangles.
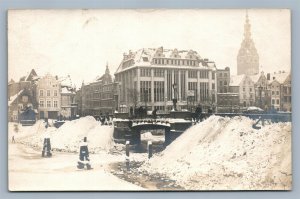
[237,10,259,76]
[105,62,110,75]
[244,10,251,40]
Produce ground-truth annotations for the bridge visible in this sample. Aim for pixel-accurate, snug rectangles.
[113,111,292,145]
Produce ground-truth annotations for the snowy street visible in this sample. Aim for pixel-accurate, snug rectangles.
[8,116,292,191]
[9,141,144,191]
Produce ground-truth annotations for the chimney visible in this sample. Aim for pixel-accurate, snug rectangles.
[267,73,270,80]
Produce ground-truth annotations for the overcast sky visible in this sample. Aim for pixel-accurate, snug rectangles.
[8,9,291,87]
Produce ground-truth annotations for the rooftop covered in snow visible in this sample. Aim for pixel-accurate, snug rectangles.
[115,47,217,74]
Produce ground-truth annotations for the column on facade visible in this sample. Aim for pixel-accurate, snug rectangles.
[208,71,212,101]
[164,69,168,111]
[185,70,189,102]
[197,70,200,103]
[178,70,181,101]
[172,70,175,99]
[151,68,154,110]
[137,68,140,102]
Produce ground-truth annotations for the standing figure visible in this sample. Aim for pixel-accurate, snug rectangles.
[152,108,157,120]
[77,137,92,170]
[195,104,202,122]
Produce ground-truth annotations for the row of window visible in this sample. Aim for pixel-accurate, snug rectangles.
[272,99,280,105]
[243,87,253,92]
[39,99,58,108]
[39,89,58,97]
[141,68,210,79]
[271,91,280,96]
[218,72,228,78]
[140,69,151,77]
[153,58,197,66]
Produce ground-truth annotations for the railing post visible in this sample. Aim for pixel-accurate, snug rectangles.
[125,140,130,171]
[148,141,153,159]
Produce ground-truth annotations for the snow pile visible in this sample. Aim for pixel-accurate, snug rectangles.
[141,116,291,190]
[8,120,47,140]
[17,116,115,153]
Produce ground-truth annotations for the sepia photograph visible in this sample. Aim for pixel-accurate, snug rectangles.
[7,9,291,191]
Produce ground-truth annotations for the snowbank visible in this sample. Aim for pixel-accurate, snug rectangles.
[14,116,114,153]
[141,116,291,190]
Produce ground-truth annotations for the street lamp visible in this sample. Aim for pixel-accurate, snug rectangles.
[258,85,263,109]
[172,83,178,111]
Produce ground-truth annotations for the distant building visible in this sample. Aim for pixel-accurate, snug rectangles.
[60,76,77,119]
[268,71,291,111]
[80,64,118,116]
[249,71,271,110]
[216,67,239,112]
[8,69,39,122]
[216,67,230,93]
[237,12,259,75]
[114,47,218,113]
[36,74,61,119]
[230,74,255,107]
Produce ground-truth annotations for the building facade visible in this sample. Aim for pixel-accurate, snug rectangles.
[249,71,271,110]
[80,65,118,116]
[268,72,291,111]
[8,69,39,122]
[114,47,218,113]
[36,74,61,119]
[237,12,259,76]
[230,74,255,107]
[60,76,77,119]
[216,67,230,93]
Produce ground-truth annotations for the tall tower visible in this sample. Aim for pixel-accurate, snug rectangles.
[237,11,259,75]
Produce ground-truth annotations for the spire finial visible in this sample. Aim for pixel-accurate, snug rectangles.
[105,61,110,75]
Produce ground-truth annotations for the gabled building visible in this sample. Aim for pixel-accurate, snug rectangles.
[59,75,77,119]
[249,71,271,110]
[230,74,255,107]
[8,69,39,122]
[114,47,218,113]
[36,74,61,119]
[80,64,118,116]
[268,71,291,111]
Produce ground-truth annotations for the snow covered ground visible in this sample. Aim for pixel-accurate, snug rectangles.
[8,116,145,191]
[8,116,292,190]
[140,116,292,190]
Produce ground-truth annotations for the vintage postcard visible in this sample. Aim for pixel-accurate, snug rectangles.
[8,9,291,191]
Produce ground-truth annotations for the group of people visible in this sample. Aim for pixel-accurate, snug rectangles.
[97,112,112,125]
[193,104,214,123]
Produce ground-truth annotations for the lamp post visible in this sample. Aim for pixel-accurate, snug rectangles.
[258,85,263,109]
[172,83,178,111]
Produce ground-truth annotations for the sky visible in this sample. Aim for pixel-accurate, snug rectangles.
[8,9,291,87]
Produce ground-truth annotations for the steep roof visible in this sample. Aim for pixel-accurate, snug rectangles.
[249,73,261,83]
[8,79,15,85]
[230,74,245,86]
[8,89,24,106]
[269,72,290,84]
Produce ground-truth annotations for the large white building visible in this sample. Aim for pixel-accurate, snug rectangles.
[114,47,218,112]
